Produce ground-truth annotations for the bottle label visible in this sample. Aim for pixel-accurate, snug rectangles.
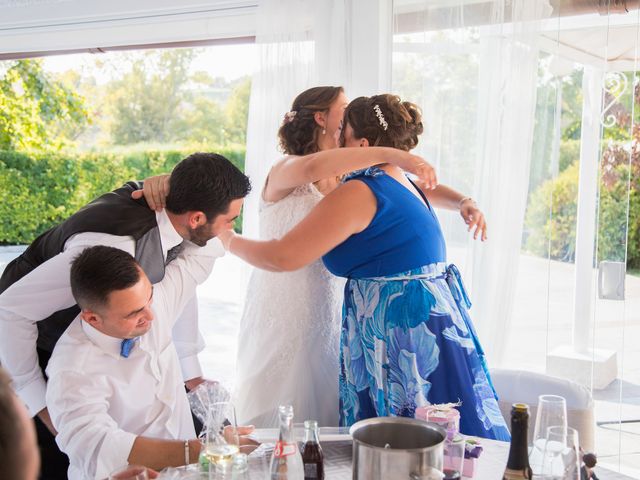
[304,463,318,478]
[273,441,298,458]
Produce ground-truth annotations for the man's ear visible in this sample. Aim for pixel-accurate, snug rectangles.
[187,211,207,229]
[80,309,101,327]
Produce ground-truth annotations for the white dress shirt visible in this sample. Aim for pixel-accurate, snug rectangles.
[45,239,224,480]
[0,210,205,416]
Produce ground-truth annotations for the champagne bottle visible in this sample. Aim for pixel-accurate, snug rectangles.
[503,403,533,480]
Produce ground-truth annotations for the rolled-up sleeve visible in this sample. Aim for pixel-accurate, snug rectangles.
[46,371,137,480]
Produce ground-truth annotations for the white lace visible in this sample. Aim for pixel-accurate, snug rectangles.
[233,183,345,427]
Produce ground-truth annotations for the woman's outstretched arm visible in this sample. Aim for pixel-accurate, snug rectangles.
[264,147,437,202]
[219,180,377,271]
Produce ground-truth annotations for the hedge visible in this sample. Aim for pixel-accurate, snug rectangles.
[0,147,245,244]
[524,160,640,269]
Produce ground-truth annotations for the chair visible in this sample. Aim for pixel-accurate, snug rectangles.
[490,368,595,450]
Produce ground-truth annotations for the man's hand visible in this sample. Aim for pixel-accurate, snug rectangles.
[184,376,206,392]
[37,407,58,436]
[131,174,170,211]
[460,199,487,241]
[233,425,260,454]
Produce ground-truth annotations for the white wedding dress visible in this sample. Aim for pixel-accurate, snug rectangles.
[233,183,344,427]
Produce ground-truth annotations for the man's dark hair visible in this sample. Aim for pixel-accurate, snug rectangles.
[0,367,24,479]
[70,246,141,310]
[166,152,252,221]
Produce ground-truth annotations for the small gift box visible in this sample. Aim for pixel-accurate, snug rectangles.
[462,438,483,478]
[415,403,461,436]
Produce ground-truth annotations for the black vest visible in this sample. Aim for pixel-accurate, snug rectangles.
[0,181,167,354]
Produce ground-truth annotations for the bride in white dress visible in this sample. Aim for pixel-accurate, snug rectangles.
[233,86,438,427]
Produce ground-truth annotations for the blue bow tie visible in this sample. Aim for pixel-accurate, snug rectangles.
[120,338,137,358]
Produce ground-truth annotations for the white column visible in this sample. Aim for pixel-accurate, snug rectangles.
[572,66,603,353]
[547,66,617,389]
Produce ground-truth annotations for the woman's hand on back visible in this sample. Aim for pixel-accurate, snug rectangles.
[131,174,170,211]
[402,153,438,190]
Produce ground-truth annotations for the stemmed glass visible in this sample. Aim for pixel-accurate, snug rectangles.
[529,395,567,476]
[202,401,240,475]
[540,426,580,480]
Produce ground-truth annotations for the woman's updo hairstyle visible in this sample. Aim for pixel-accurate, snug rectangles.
[278,86,344,155]
[341,94,423,151]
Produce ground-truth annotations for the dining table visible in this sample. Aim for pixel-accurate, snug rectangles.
[158,427,635,479]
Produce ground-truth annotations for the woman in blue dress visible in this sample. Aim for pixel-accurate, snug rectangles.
[220,94,509,441]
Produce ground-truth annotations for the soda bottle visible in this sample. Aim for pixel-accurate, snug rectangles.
[270,405,304,480]
[301,420,324,480]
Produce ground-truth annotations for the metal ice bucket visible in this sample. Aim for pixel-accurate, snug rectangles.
[350,417,446,480]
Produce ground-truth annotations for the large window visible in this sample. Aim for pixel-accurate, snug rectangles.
[393,1,640,474]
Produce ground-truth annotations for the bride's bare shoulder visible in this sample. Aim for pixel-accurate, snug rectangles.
[262,155,301,203]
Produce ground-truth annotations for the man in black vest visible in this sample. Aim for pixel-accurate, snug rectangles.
[0,152,251,480]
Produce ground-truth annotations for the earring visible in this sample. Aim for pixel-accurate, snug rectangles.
[322,128,326,135]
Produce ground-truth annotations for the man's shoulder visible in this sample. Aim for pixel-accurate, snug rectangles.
[47,320,100,375]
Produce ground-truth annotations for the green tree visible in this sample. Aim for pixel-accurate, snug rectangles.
[224,77,251,145]
[0,60,88,152]
[108,49,196,144]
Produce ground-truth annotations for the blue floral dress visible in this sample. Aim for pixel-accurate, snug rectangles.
[322,167,510,441]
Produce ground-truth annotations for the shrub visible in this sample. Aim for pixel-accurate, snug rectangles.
[0,146,246,244]
[524,158,640,268]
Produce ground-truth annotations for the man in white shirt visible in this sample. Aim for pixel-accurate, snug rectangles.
[0,152,251,479]
[46,243,238,479]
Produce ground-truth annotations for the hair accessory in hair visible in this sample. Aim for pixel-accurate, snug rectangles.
[373,104,388,131]
[284,110,297,123]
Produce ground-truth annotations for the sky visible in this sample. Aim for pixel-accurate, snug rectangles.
[42,42,257,83]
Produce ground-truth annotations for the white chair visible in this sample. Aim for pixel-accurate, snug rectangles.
[490,368,595,451]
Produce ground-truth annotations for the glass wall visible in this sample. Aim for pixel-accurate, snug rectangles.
[392,0,639,474]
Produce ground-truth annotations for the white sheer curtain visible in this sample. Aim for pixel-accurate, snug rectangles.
[243,0,349,237]
[392,0,552,362]
[470,0,553,362]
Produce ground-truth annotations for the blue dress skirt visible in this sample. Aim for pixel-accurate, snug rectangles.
[322,167,510,441]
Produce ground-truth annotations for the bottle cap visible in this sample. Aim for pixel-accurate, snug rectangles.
[511,403,529,412]
[304,420,318,429]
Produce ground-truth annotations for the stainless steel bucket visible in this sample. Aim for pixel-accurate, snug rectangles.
[350,417,446,480]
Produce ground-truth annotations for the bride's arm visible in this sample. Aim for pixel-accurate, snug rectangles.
[264,147,437,202]
[414,181,487,241]
[220,180,377,271]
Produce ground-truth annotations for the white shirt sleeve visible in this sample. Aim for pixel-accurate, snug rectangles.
[155,238,225,330]
[47,370,137,480]
[171,296,205,381]
[0,233,134,416]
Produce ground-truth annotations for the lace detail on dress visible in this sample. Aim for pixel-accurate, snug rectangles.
[234,183,344,427]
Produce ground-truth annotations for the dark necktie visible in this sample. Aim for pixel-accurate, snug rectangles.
[165,243,184,265]
[120,338,137,358]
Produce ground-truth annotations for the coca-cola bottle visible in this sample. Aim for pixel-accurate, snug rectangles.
[270,405,304,480]
[301,420,324,480]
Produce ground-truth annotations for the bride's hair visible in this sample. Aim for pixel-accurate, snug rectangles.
[341,94,423,151]
[278,86,344,155]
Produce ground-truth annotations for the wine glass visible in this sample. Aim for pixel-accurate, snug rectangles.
[540,426,580,480]
[109,465,149,480]
[202,401,240,474]
[529,395,567,476]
